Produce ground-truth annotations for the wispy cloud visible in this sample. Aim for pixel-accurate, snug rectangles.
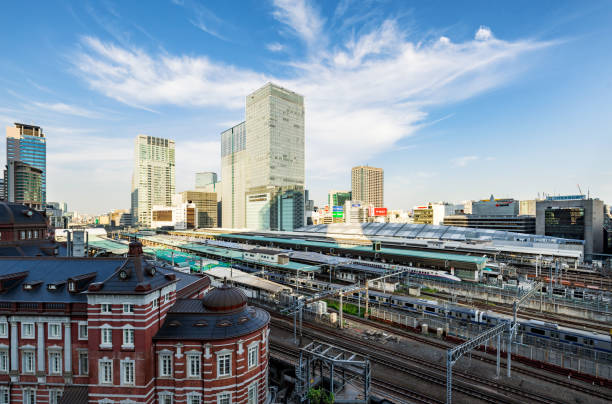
[71,4,552,179]
[32,102,102,118]
[173,0,231,41]
[452,156,479,167]
[272,0,326,51]
[266,42,285,52]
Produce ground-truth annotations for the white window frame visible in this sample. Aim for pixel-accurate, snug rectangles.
[152,298,159,309]
[216,351,232,377]
[159,353,172,377]
[78,351,88,375]
[187,393,202,404]
[122,327,134,348]
[0,386,9,404]
[78,322,88,340]
[187,353,201,378]
[48,350,62,375]
[22,322,35,339]
[101,303,112,314]
[123,304,134,314]
[48,323,62,340]
[22,350,35,373]
[0,350,8,372]
[217,392,231,404]
[248,343,259,368]
[99,359,113,384]
[248,382,258,404]
[0,322,8,338]
[121,359,135,386]
[23,388,36,404]
[49,389,62,404]
[100,325,112,348]
[159,392,173,404]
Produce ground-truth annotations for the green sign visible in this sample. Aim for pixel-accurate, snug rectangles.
[332,212,344,218]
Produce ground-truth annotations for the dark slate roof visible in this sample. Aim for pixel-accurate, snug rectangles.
[155,300,269,341]
[0,257,205,303]
[58,385,88,404]
[0,202,48,226]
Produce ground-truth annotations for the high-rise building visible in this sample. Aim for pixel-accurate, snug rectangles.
[3,160,43,209]
[0,178,4,201]
[195,171,218,188]
[246,83,305,191]
[6,123,47,205]
[221,122,247,228]
[222,83,306,231]
[131,135,175,227]
[351,165,383,207]
[328,190,352,208]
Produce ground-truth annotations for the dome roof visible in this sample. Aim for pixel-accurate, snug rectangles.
[202,281,247,313]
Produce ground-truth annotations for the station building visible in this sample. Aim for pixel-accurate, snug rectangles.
[0,204,271,404]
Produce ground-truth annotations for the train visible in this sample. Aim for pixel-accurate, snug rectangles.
[347,260,462,282]
[273,275,612,354]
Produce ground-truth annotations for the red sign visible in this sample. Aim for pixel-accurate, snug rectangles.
[324,205,329,212]
[369,207,388,216]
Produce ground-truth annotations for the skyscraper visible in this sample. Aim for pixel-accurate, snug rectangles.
[245,83,305,231]
[3,161,43,209]
[351,165,384,207]
[221,121,247,228]
[6,123,47,205]
[328,190,352,207]
[131,135,175,227]
[195,172,217,188]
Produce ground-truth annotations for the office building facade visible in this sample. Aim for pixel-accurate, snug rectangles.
[222,83,305,231]
[195,172,218,189]
[536,196,604,256]
[3,161,43,210]
[351,166,383,207]
[328,190,351,208]
[221,122,248,228]
[471,196,519,216]
[177,190,218,227]
[443,214,536,233]
[6,123,47,205]
[131,135,176,227]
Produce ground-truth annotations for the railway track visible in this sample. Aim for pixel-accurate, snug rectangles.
[270,313,571,404]
[334,309,612,400]
[269,344,442,404]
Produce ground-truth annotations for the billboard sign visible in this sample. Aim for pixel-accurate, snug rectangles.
[332,205,343,211]
[332,212,344,218]
[351,203,361,207]
[369,207,388,216]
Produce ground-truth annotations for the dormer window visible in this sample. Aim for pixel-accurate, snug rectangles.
[68,281,76,292]
[23,281,42,291]
[47,281,66,291]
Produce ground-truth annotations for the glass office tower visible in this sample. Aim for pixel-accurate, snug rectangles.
[6,123,47,205]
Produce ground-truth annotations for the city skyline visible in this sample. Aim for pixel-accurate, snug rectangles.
[0,1,611,214]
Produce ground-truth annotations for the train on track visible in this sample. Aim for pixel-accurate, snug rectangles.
[273,275,612,354]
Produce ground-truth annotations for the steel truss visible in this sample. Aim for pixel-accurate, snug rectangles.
[295,340,371,404]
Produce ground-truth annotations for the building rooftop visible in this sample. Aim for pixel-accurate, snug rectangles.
[155,281,269,341]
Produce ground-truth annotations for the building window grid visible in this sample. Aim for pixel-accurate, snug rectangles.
[248,383,258,404]
[0,322,7,338]
[122,360,135,385]
[99,359,113,384]
[48,351,62,375]
[123,328,134,347]
[217,353,231,377]
[188,394,202,404]
[101,326,112,347]
[48,323,62,339]
[0,387,8,404]
[22,350,35,373]
[0,351,8,372]
[248,344,258,368]
[159,353,172,377]
[49,389,62,404]
[123,304,134,314]
[101,303,112,314]
[187,354,201,378]
[22,322,35,339]
[217,392,231,404]
[23,388,36,404]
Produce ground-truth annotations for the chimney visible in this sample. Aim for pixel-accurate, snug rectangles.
[128,239,144,257]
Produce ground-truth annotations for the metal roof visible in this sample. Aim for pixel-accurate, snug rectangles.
[204,266,290,294]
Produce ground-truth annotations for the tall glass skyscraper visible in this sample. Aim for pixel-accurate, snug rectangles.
[6,123,47,205]
[131,135,176,227]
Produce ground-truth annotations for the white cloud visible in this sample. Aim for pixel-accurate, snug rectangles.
[71,12,551,187]
[475,25,493,41]
[266,42,285,52]
[271,0,325,50]
[32,102,102,118]
[452,156,479,167]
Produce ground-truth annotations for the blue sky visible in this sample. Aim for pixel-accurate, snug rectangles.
[0,0,610,214]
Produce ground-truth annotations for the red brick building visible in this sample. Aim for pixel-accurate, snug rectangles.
[0,237,270,404]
